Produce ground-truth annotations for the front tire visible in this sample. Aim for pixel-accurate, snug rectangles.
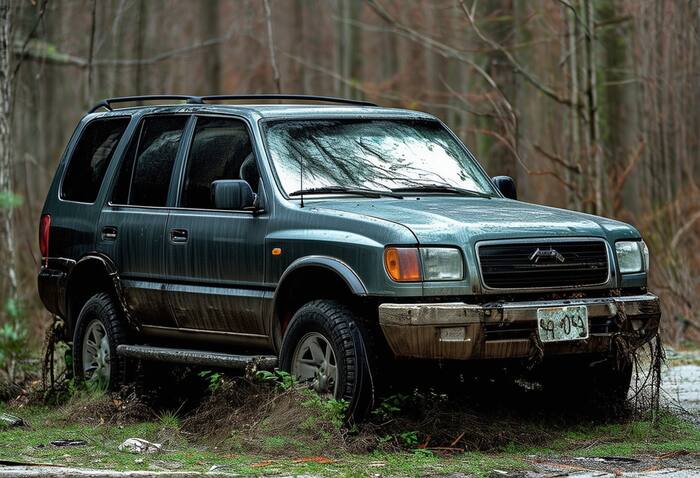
[72,292,127,392]
[279,300,375,419]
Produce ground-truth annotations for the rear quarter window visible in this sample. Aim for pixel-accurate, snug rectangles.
[61,117,130,203]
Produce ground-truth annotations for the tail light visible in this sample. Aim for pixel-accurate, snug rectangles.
[39,214,51,266]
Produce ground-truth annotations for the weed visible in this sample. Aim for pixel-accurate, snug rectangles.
[255,369,295,390]
[197,370,223,392]
[371,393,410,421]
[0,317,29,382]
[301,391,348,428]
[398,431,419,447]
[157,409,181,430]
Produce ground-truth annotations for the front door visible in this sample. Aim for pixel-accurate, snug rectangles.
[164,116,269,337]
[97,114,190,328]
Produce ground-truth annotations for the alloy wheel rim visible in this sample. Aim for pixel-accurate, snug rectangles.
[291,332,338,397]
[82,319,111,390]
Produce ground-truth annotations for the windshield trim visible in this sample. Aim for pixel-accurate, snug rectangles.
[258,115,502,201]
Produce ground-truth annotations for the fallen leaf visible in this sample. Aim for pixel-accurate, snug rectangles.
[292,456,334,464]
[418,434,431,449]
[450,431,465,447]
[251,460,274,468]
[613,468,623,477]
[657,450,688,460]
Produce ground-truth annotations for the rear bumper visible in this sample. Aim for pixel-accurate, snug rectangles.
[378,293,660,360]
[37,267,67,317]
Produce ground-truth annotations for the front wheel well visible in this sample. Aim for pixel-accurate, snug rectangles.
[273,266,365,348]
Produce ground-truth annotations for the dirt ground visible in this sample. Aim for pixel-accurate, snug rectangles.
[1,356,698,477]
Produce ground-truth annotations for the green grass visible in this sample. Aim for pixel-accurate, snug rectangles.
[0,402,698,477]
[509,413,700,458]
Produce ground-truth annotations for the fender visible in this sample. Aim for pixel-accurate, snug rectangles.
[275,255,368,299]
[66,252,139,332]
[269,255,368,341]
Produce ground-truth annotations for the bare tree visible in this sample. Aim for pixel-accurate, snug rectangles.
[0,0,16,309]
[4,0,700,345]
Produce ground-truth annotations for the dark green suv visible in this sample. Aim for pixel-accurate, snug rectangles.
[38,95,660,415]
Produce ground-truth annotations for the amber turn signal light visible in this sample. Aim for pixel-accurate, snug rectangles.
[384,247,421,282]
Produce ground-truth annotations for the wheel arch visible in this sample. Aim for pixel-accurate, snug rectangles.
[64,253,132,338]
[270,256,368,350]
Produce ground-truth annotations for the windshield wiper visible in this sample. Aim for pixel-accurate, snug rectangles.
[390,183,492,198]
[289,186,403,199]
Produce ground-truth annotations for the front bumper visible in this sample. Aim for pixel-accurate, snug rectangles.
[378,293,660,360]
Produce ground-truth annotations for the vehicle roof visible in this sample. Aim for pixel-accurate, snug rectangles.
[87,103,436,122]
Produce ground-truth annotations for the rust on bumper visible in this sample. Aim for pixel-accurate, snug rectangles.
[378,293,660,360]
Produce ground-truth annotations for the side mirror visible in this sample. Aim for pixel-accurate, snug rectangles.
[211,180,255,210]
[492,176,517,200]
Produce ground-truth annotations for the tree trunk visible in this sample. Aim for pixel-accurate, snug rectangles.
[0,0,17,309]
[565,1,581,210]
[200,0,221,94]
[584,0,603,215]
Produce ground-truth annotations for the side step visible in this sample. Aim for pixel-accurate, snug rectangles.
[116,345,277,371]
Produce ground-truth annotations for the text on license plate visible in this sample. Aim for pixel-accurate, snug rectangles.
[536,305,589,343]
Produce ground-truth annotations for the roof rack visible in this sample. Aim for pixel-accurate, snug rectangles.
[88,94,377,114]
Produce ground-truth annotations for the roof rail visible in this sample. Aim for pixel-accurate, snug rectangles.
[88,94,377,113]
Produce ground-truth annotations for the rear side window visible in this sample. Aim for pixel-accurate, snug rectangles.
[61,117,130,203]
[112,116,188,207]
[180,117,255,209]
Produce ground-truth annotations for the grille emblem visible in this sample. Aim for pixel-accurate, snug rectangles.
[529,247,565,263]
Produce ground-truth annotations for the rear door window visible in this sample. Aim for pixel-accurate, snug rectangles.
[180,117,255,209]
[61,117,130,203]
[111,116,188,207]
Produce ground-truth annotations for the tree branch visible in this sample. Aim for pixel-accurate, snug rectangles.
[366,0,516,123]
[458,0,582,109]
[11,0,49,83]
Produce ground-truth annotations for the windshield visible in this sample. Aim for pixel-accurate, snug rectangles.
[263,118,496,197]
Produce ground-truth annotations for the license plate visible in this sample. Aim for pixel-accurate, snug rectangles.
[536,305,589,343]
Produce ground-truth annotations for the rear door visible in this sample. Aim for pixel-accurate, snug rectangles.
[97,114,190,328]
[164,115,269,338]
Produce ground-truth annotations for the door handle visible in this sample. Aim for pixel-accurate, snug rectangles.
[170,228,188,243]
[102,226,118,240]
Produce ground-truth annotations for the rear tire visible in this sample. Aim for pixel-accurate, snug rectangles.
[279,300,376,420]
[72,292,127,393]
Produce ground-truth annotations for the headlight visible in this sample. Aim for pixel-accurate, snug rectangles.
[384,247,463,282]
[421,248,463,280]
[615,240,648,273]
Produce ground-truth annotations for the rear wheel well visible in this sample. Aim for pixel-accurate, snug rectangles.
[273,266,360,348]
[65,259,120,339]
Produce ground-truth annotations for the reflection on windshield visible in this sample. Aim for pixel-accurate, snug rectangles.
[264,119,495,197]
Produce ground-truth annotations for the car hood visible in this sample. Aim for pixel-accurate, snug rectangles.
[310,196,640,245]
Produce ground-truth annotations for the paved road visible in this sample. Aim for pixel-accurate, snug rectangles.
[664,364,700,412]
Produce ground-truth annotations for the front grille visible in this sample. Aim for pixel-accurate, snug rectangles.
[478,240,609,289]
